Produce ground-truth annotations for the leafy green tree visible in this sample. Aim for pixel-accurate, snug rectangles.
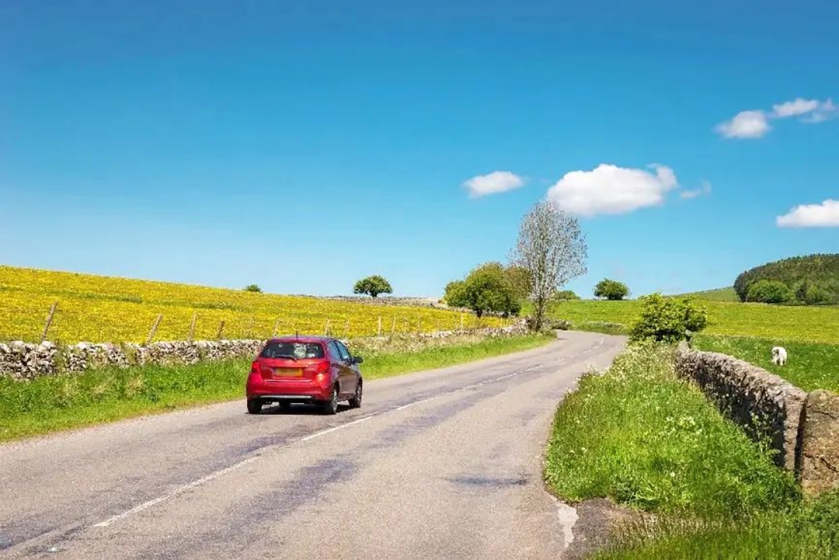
[443,280,469,308]
[594,279,630,300]
[804,284,831,305]
[629,293,708,343]
[353,275,393,298]
[504,264,532,302]
[446,262,521,318]
[746,280,793,304]
[734,253,839,304]
[244,284,262,293]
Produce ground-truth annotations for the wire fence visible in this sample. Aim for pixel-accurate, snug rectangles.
[3,299,512,346]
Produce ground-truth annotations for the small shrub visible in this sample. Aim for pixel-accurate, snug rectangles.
[595,279,630,301]
[243,284,262,293]
[746,280,793,304]
[629,293,708,343]
[554,289,581,301]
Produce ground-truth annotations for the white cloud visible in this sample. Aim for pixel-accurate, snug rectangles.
[680,180,712,199]
[547,163,678,217]
[776,199,839,228]
[802,100,838,123]
[771,98,821,118]
[717,97,838,139]
[715,110,771,139]
[463,171,525,198]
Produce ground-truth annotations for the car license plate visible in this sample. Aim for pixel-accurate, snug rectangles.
[276,368,302,377]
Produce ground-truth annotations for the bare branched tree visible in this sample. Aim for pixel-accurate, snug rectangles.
[511,200,587,331]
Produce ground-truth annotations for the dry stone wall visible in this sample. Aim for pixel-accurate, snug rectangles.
[675,342,839,496]
[674,342,806,471]
[0,324,527,381]
[800,390,839,496]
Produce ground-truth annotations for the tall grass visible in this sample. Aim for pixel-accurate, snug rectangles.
[596,489,839,559]
[544,343,799,520]
[545,342,839,558]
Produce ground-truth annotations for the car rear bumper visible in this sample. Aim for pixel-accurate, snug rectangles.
[246,377,332,402]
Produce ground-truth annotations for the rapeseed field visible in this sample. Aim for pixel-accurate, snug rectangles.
[0,266,500,344]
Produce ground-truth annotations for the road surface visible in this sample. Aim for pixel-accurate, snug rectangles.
[0,331,625,559]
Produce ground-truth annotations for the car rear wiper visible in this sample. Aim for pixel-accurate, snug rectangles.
[273,354,299,361]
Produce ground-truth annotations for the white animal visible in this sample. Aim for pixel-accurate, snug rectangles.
[771,346,788,366]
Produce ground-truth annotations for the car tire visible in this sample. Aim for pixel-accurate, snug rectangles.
[322,386,339,415]
[278,402,292,413]
[247,398,262,415]
[349,380,362,409]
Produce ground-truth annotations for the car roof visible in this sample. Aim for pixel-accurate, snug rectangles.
[265,335,334,344]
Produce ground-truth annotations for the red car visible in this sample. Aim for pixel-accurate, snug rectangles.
[246,335,363,415]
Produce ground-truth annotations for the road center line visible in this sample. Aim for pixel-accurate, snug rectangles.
[92,456,260,528]
[299,415,375,442]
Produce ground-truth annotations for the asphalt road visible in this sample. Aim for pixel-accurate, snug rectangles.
[0,331,625,560]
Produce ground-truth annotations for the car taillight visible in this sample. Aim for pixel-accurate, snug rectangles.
[248,361,260,381]
[305,361,330,375]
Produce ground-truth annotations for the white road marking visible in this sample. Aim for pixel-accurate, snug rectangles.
[92,456,260,528]
[395,395,442,411]
[299,415,374,441]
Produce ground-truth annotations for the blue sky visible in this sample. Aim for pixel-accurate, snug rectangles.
[2,0,838,298]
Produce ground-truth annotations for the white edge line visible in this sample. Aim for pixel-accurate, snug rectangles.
[92,456,260,528]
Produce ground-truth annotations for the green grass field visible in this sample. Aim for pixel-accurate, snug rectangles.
[677,287,740,302]
[693,334,839,393]
[0,333,553,442]
[548,299,839,344]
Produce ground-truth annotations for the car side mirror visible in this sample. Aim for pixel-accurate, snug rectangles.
[353,356,364,364]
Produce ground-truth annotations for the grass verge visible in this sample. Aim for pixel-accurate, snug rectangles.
[545,343,799,519]
[0,333,553,442]
[594,490,839,559]
[693,334,839,393]
[545,341,839,558]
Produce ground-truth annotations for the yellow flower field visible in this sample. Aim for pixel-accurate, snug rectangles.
[0,266,502,344]
[550,299,839,344]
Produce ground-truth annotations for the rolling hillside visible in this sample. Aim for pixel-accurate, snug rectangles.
[0,266,500,344]
[548,299,839,344]
[677,287,739,302]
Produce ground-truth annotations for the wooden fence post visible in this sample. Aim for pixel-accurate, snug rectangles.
[41,301,58,342]
[146,314,163,346]
[273,317,281,337]
[460,312,464,331]
[344,319,350,337]
[391,317,396,336]
[246,316,254,339]
[187,311,197,342]
[378,316,382,337]
[217,320,225,340]
[324,319,331,336]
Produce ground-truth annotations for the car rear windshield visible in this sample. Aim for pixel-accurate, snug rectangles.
[260,341,325,359]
